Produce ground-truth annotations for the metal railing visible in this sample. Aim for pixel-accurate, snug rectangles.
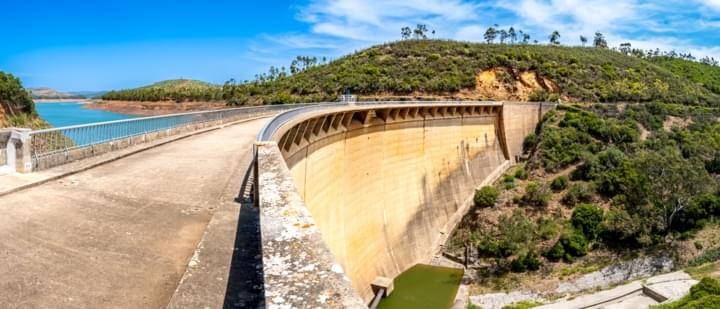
[29,104,315,165]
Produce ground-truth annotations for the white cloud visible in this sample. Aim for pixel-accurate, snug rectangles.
[701,0,720,11]
[299,0,481,41]
[248,0,720,78]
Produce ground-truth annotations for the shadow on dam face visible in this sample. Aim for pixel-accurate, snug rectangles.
[283,113,508,300]
[257,103,553,304]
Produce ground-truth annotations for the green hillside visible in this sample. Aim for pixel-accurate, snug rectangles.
[0,71,44,128]
[102,40,720,106]
[102,79,222,102]
[650,56,720,95]
[225,40,720,105]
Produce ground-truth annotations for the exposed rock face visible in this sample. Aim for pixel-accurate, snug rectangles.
[470,291,543,309]
[470,255,675,309]
[475,68,560,101]
[555,255,674,294]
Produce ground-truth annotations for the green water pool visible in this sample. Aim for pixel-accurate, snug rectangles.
[377,264,464,309]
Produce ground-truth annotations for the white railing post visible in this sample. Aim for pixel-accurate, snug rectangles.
[1,128,32,174]
[11,128,32,173]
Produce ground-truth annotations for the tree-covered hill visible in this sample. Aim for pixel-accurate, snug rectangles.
[650,56,720,95]
[228,40,720,105]
[102,79,222,102]
[104,40,720,106]
[0,71,44,128]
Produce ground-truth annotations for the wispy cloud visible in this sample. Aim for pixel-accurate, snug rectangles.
[700,0,720,11]
[241,0,719,85]
[273,0,720,60]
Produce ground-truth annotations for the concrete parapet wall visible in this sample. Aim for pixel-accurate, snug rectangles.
[256,142,366,308]
[258,102,554,304]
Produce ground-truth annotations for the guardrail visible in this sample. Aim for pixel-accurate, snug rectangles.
[256,100,506,142]
[25,104,317,172]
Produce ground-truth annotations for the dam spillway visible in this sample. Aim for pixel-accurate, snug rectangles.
[255,101,554,306]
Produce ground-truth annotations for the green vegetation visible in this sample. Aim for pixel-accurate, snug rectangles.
[571,204,604,240]
[102,79,222,102]
[502,300,542,309]
[560,182,594,207]
[511,251,542,272]
[521,181,551,207]
[651,57,720,95]
[528,103,720,248]
[550,175,568,191]
[688,247,720,267]
[556,229,589,260]
[474,186,500,208]
[103,40,720,105]
[476,210,536,258]
[514,167,529,180]
[652,277,720,309]
[0,71,43,128]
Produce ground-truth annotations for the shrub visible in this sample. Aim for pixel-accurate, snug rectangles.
[560,230,589,258]
[529,89,549,102]
[561,182,594,207]
[522,181,552,207]
[511,251,542,272]
[523,133,538,152]
[474,186,500,208]
[544,241,565,261]
[536,217,560,240]
[503,300,542,309]
[551,176,569,191]
[512,195,523,204]
[571,204,604,240]
[475,210,536,258]
[503,175,515,189]
[515,168,529,180]
[688,247,720,267]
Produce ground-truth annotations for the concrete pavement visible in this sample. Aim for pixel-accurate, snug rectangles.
[0,118,267,308]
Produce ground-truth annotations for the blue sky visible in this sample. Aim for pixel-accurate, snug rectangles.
[2,0,720,91]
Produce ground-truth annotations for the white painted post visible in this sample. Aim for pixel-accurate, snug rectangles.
[9,128,32,173]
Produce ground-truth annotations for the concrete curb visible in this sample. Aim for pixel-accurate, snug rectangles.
[0,116,270,198]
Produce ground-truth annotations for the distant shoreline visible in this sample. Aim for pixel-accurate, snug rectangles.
[83,100,228,116]
[34,99,93,103]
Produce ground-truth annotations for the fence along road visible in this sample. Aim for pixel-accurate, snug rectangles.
[21,104,317,172]
[0,116,270,308]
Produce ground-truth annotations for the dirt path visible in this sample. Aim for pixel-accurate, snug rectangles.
[0,118,267,309]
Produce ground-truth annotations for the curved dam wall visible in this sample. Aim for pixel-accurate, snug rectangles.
[256,102,554,307]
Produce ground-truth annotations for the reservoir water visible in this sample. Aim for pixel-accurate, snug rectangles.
[377,264,464,309]
[35,102,133,128]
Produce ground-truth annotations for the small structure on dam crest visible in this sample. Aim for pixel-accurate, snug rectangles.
[255,101,555,307]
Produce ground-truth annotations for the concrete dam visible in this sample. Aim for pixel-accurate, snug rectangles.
[256,101,555,306]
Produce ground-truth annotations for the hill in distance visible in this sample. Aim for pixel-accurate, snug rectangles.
[102,79,222,102]
[67,90,108,99]
[102,40,720,106]
[29,87,86,100]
